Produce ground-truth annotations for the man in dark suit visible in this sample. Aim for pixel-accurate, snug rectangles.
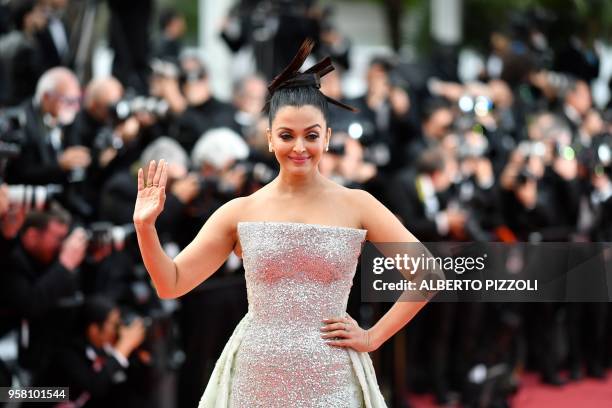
[171,54,236,154]
[36,0,71,71]
[0,184,27,388]
[559,78,592,141]
[154,8,186,61]
[5,67,89,186]
[2,206,87,375]
[4,67,96,219]
[0,0,48,105]
[107,0,153,94]
[385,147,467,241]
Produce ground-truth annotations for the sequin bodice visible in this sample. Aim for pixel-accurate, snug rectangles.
[239,221,366,324]
[229,221,367,407]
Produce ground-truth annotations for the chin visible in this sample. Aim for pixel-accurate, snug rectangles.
[287,166,312,175]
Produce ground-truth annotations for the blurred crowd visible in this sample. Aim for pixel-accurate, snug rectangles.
[0,0,612,407]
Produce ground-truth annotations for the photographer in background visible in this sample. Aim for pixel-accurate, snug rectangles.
[99,137,198,247]
[27,296,148,408]
[319,132,377,188]
[0,183,27,252]
[558,78,591,137]
[405,98,454,164]
[36,0,72,72]
[69,76,127,154]
[3,67,93,220]
[0,182,27,387]
[0,0,48,105]
[187,127,250,225]
[346,56,416,171]
[68,76,151,218]
[154,8,186,61]
[107,0,153,94]
[170,53,235,153]
[4,67,86,185]
[386,147,467,241]
[1,205,86,377]
[229,74,268,138]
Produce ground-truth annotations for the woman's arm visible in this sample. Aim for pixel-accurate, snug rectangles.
[134,160,241,299]
[322,189,435,351]
[358,190,430,349]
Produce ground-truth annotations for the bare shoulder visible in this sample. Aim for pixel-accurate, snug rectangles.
[344,187,378,206]
[340,187,383,217]
[343,187,419,242]
[205,195,251,230]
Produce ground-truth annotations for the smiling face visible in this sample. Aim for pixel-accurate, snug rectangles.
[267,105,331,176]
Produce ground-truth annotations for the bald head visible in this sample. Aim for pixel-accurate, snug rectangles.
[84,77,124,122]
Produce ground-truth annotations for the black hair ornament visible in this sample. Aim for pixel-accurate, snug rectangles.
[262,38,358,113]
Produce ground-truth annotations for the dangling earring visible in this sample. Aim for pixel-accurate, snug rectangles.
[325,145,329,152]
[269,144,274,153]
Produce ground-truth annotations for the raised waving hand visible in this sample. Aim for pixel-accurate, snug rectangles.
[133,159,168,226]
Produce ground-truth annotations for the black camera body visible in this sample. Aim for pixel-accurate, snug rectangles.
[0,108,26,180]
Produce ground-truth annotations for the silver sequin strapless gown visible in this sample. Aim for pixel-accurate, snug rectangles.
[198,221,387,408]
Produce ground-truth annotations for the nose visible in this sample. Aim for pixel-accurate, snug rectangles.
[293,137,306,153]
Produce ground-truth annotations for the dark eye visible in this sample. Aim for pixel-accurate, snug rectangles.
[279,133,292,140]
[307,133,319,140]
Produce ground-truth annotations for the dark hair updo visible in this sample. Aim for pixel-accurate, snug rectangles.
[263,39,356,127]
[267,86,329,126]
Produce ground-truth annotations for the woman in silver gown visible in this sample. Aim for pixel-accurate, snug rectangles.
[133,40,430,407]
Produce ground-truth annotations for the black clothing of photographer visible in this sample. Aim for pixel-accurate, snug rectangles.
[1,207,85,374]
[346,57,418,171]
[5,101,78,184]
[99,138,196,248]
[174,98,236,154]
[169,58,235,153]
[4,68,96,220]
[385,148,466,241]
[25,296,151,408]
[404,98,453,165]
[107,0,153,94]
[0,0,47,105]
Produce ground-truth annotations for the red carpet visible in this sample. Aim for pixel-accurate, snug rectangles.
[407,370,612,407]
[510,371,612,408]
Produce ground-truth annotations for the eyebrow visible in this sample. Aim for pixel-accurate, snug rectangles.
[276,124,321,132]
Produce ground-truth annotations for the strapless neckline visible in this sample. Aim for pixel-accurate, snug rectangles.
[238,220,367,233]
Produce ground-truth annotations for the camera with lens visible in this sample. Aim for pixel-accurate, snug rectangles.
[179,66,207,85]
[326,142,345,156]
[458,94,495,118]
[151,58,180,80]
[586,134,612,178]
[92,126,124,152]
[0,108,25,160]
[515,168,538,186]
[7,184,63,209]
[456,132,489,161]
[108,96,170,125]
[121,308,173,357]
[231,160,276,187]
[517,140,547,159]
[0,108,26,180]
[85,222,134,255]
